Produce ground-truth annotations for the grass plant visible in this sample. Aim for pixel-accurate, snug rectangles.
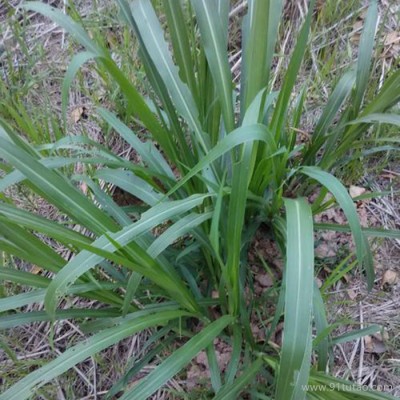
[1,0,400,398]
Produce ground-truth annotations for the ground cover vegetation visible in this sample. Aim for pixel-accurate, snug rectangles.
[0,0,400,398]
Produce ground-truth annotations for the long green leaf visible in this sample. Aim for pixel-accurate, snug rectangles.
[0,310,189,400]
[308,372,396,400]
[0,155,137,193]
[348,113,400,126]
[25,2,165,138]
[336,70,400,158]
[270,0,316,143]
[0,202,92,249]
[77,176,132,227]
[301,167,374,289]
[313,283,329,371]
[0,283,121,313]
[44,195,207,317]
[95,169,163,206]
[226,145,253,315]
[120,315,234,399]
[0,267,50,288]
[62,51,95,125]
[315,222,400,239]
[23,3,101,55]
[0,308,121,330]
[352,0,378,115]
[0,221,64,273]
[147,212,212,258]
[130,0,208,152]
[241,0,283,113]
[97,107,174,179]
[163,0,198,99]
[331,325,381,345]
[116,0,191,165]
[276,198,314,400]
[215,358,263,400]
[0,289,47,313]
[313,70,356,143]
[191,0,235,133]
[0,136,117,235]
[167,124,275,197]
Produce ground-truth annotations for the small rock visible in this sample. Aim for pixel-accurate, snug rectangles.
[257,273,273,288]
[315,243,336,258]
[349,185,366,198]
[347,288,358,300]
[382,270,399,288]
[315,277,323,288]
[195,351,208,366]
[364,334,387,354]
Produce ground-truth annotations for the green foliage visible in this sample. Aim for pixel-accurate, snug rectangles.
[1,0,400,398]
[0,11,64,144]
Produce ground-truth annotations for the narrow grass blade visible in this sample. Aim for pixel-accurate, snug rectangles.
[120,315,234,400]
[191,0,235,132]
[315,222,400,239]
[224,324,242,384]
[62,51,95,125]
[0,310,189,400]
[270,0,316,143]
[94,169,163,206]
[362,69,400,115]
[121,272,142,317]
[116,0,191,165]
[163,0,198,99]
[276,198,314,400]
[97,107,174,179]
[0,267,50,288]
[337,70,400,157]
[225,98,277,314]
[79,303,182,334]
[226,144,253,315]
[106,333,176,399]
[0,222,64,273]
[0,117,42,156]
[301,167,374,289]
[313,283,329,371]
[0,289,47,313]
[331,325,381,345]
[348,113,400,126]
[308,372,396,400]
[206,344,222,393]
[23,3,101,55]
[0,136,117,235]
[0,309,121,330]
[241,0,283,112]
[130,0,207,152]
[215,357,263,400]
[217,0,230,40]
[166,124,274,197]
[0,282,120,313]
[0,155,135,193]
[352,0,378,115]
[77,176,132,227]
[209,175,226,255]
[0,202,92,249]
[147,212,212,258]
[320,256,356,293]
[25,2,164,138]
[45,195,207,317]
[313,70,356,143]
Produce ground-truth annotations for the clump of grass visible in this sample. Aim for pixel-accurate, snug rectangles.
[1,0,400,399]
